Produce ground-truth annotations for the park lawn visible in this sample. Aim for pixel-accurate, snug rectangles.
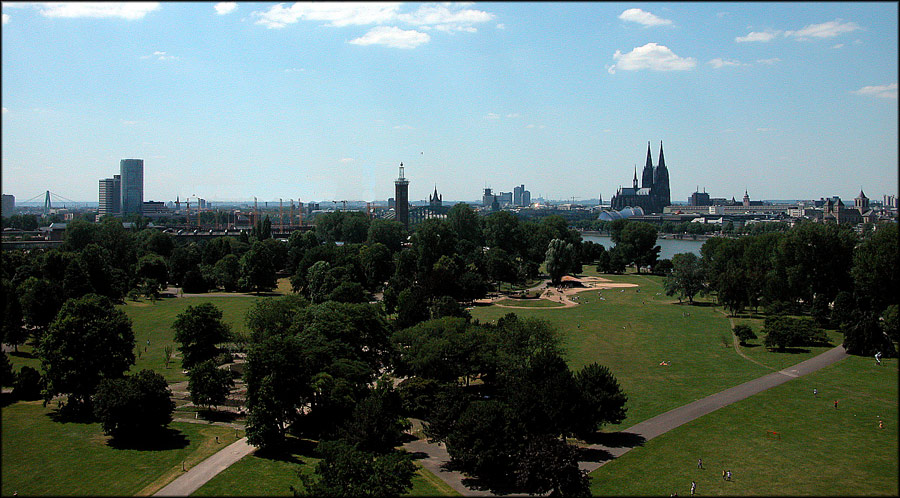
[471,272,772,427]
[121,295,263,383]
[193,436,458,496]
[1,399,240,496]
[589,354,899,496]
[493,298,565,308]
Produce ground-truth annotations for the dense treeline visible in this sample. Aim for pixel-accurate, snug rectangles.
[664,221,898,356]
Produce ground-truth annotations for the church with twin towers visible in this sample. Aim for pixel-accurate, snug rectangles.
[610,141,671,214]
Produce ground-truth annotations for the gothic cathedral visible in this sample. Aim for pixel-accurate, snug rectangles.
[610,141,671,214]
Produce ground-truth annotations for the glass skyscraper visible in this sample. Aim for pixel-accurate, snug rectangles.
[120,159,143,216]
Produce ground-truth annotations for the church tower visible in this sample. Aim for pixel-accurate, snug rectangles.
[641,141,655,189]
[652,141,671,208]
[429,185,442,208]
[394,162,409,229]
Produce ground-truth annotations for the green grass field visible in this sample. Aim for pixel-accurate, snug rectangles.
[492,297,565,308]
[588,354,898,496]
[1,399,241,496]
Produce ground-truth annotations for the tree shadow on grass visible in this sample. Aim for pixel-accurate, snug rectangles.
[9,350,35,359]
[197,409,241,423]
[253,437,317,465]
[0,392,16,408]
[579,431,646,449]
[771,347,812,354]
[107,427,189,451]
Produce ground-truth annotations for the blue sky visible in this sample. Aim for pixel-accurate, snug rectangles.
[2,2,897,204]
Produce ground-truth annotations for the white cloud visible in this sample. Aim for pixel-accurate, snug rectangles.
[618,8,672,27]
[121,120,140,126]
[832,43,844,49]
[214,2,237,15]
[526,124,545,129]
[2,13,9,24]
[505,113,521,118]
[735,30,780,42]
[349,26,429,49]
[37,2,160,20]
[141,50,177,61]
[253,2,401,29]
[484,113,500,120]
[397,3,493,31]
[784,19,859,40]
[284,67,305,73]
[756,58,781,65]
[852,83,898,99]
[708,58,743,68]
[608,43,696,74]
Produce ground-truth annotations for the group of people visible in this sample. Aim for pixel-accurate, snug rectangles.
[686,458,731,495]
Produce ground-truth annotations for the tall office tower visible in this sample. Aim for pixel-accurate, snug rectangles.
[1,194,15,218]
[394,162,409,229]
[98,174,121,217]
[120,159,144,215]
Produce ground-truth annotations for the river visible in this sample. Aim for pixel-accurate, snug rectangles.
[582,233,706,259]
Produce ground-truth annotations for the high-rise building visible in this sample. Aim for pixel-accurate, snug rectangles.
[1,194,15,218]
[99,174,121,217]
[513,184,531,206]
[120,159,144,216]
[394,162,409,229]
[482,188,495,208]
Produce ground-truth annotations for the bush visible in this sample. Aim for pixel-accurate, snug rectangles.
[763,315,829,350]
[181,268,209,294]
[733,324,757,345]
[13,366,43,400]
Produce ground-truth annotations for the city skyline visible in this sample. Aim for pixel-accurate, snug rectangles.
[2,2,898,204]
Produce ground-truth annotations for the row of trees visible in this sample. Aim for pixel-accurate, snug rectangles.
[663,221,898,356]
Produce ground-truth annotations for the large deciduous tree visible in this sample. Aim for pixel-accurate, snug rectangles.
[38,293,135,414]
[294,440,416,497]
[172,303,231,370]
[664,252,705,304]
[188,359,235,410]
[93,369,174,440]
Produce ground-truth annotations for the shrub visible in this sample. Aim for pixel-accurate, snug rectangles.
[733,324,757,345]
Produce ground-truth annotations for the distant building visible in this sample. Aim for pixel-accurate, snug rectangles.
[142,201,171,218]
[1,194,15,217]
[394,162,409,229]
[821,192,875,224]
[884,194,897,209]
[482,188,496,208]
[688,190,710,206]
[429,186,442,208]
[610,141,671,214]
[99,174,121,217]
[120,159,144,216]
[497,191,513,206]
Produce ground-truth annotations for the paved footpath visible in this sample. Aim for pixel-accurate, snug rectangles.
[154,437,256,496]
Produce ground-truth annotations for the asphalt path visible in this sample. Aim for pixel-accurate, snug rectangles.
[153,437,256,496]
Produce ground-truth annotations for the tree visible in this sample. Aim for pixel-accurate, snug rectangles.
[359,242,393,290]
[664,252,704,304]
[173,303,231,370]
[2,278,27,352]
[616,221,660,272]
[138,229,175,259]
[445,399,521,481]
[486,247,518,292]
[239,240,278,294]
[181,267,210,293]
[842,310,896,357]
[337,383,410,454]
[213,253,241,291]
[515,434,591,497]
[93,369,174,440]
[37,293,135,414]
[367,219,407,253]
[188,359,235,410]
[851,223,898,314]
[732,324,757,345]
[396,285,430,329]
[136,253,169,289]
[572,362,628,437]
[545,238,577,285]
[762,315,829,351]
[294,440,416,497]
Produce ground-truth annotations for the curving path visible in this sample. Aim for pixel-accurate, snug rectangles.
[153,437,256,496]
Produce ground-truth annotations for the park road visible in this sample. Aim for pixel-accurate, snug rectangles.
[154,437,256,496]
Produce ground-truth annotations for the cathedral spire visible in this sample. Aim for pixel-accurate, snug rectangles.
[641,141,655,188]
[633,165,638,189]
[658,141,666,169]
